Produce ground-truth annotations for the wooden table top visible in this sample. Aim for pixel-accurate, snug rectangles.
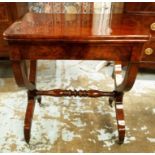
[3,12,155,42]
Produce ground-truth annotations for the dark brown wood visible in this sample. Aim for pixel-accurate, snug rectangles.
[24,60,37,143]
[124,2,155,70]
[3,13,151,41]
[115,45,142,92]
[17,44,132,61]
[36,89,115,97]
[29,60,37,86]
[108,91,125,144]
[0,2,28,58]
[12,60,35,90]
[24,91,36,144]
[114,92,125,144]
[124,2,155,14]
[3,12,155,144]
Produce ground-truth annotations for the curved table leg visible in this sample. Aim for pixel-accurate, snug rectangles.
[114,91,125,144]
[12,60,35,90]
[12,59,41,143]
[114,43,142,92]
[12,60,28,87]
[115,62,139,92]
[29,60,42,105]
[24,91,35,144]
[24,60,38,143]
[112,59,139,144]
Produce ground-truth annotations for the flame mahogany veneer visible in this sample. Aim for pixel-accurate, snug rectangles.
[3,12,155,144]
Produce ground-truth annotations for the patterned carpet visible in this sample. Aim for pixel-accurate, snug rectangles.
[0,60,155,152]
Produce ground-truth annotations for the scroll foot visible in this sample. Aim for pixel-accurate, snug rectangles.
[24,127,30,144]
[114,92,125,144]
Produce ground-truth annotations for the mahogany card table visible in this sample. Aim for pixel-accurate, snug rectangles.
[3,13,155,144]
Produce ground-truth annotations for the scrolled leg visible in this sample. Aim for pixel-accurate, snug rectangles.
[24,60,37,143]
[114,92,125,144]
[24,91,36,144]
[113,47,141,143]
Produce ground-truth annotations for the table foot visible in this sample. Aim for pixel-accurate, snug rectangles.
[114,92,125,144]
[24,127,30,144]
[24,91,36,144]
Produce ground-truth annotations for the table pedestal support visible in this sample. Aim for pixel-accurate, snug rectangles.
[11,57,139,144]
[115,92,125,144]
[23,89,125,144]
[24,91,35,144]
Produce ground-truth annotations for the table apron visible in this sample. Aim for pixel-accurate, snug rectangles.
[11,44,135,61]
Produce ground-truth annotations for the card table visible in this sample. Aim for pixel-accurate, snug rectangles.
[3,12,155,144]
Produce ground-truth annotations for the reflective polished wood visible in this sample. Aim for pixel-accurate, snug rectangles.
[0,2,28,58]
[3,12,155,144]
[3,13,153,39]
[124,2,155,70]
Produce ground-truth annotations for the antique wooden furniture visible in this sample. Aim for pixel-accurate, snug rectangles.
[124,2,155,70]
[0,2,28,59]
[124,2,155,14]
[3,12,155,144]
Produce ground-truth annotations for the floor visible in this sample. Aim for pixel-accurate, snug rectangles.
[0,60,155,153]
